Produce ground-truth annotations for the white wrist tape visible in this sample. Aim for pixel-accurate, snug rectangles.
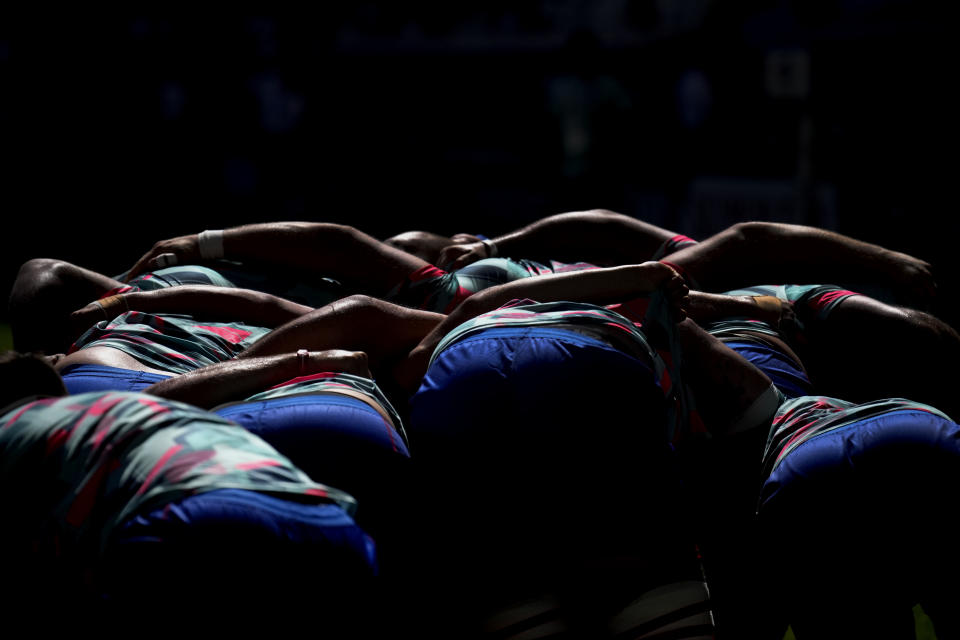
[153,252,178,268]
[481,239,498,258]
[198,230,225,260]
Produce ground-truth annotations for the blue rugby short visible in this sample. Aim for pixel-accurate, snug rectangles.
[60,363,172,394]
[214,393,411,535]
[758,409,960,622]
[214,393,409,480]
[411,326,665,451]
[761,409,960,517]
[105,488,377,603]
[723,340,812,399]
[409,326,684,574]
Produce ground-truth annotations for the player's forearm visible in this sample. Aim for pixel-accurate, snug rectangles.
[222,222,428,295]
[119,286,313,327]
[399,263,675,392]
[146,349,372,409]
[145,354,302,408]
[667,221,927,292]
[221,222,332,267]
[450,266,657,324]
[237,295,443,374]
[490,209,676,265]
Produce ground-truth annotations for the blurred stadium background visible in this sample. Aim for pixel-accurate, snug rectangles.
[2,2,955,329]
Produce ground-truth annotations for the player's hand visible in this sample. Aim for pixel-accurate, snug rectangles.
[662,272,689,322]
[69,302,107,331]
[887,250,937,306]
[638,261,689,321]
[124,234,201,282]
[776,300,804,343]
[68,294,128,342]
[437,241,489,271]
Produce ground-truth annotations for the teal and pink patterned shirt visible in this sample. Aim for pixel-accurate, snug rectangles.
[120,265,238,292]
[387,232,698,314]
[721,284,860,323]
[387,258,601,313]
[0,391,355,563]
[69,311,271,374]
[115,264,344,309]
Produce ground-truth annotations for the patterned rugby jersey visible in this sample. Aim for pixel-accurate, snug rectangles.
[69,311,270,374]
[0,391,355,561]
[761,395,953,481]
[722,284,860,323]
[117,264,344,309]
[387,258,601,313]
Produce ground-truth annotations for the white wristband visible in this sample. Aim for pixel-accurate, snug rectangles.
[481,239,498,258]
[198,230,225,260]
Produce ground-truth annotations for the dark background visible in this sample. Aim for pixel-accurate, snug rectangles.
[2,1,956,328]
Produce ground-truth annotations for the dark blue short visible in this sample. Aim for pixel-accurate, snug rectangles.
[723,340,812,399]
[409,327,680,568]
[61,363,172,394]
[215,393,408,473]
[757,409,960,623]
[112,488,377,582]
[215,393,410,518]
[761,409,960,513]
[411,326,662,446]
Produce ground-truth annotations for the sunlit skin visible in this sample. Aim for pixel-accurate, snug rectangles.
[43,353,65,368]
